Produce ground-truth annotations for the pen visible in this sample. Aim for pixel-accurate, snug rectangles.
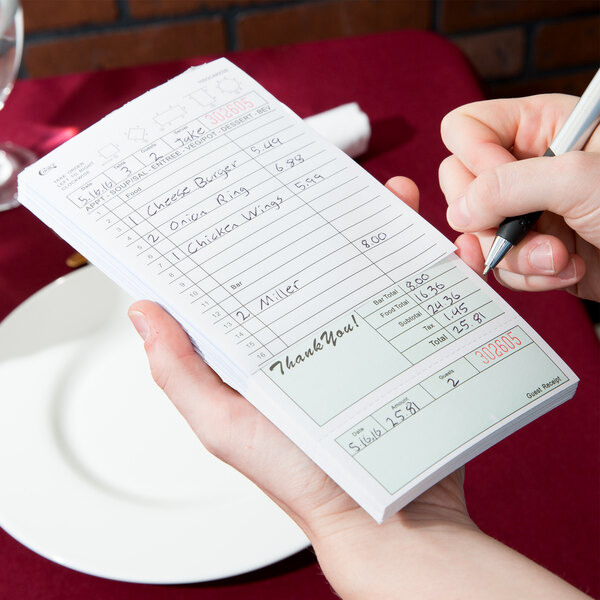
[483,68,600,276]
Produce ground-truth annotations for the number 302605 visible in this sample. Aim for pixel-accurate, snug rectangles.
[473,331,522,365]
[205,97,255,125]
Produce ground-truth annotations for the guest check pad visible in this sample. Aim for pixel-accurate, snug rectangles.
[19,58,578,522]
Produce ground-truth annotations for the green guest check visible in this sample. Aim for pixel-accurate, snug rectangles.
[253,252,575,520]
[20,58,578,522]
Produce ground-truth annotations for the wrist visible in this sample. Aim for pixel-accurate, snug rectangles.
[310,508,478,600]
[299,471,477,599]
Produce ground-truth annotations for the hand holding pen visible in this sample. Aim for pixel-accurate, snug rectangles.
[439,70,600,302]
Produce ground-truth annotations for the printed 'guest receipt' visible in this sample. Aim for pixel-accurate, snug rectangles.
[19,59,578,522]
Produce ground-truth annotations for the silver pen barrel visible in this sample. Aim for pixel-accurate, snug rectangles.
[550,68,600,155]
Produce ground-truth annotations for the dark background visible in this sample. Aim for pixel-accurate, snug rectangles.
[18,0,600,98]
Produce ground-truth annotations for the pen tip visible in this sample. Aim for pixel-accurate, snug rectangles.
[482,265,490,276]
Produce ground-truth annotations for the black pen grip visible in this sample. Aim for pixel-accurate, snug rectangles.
[496,211,543,246]
[494,147,553,246]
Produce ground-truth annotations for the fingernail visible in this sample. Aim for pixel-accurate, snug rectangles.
[557,258,577,281]
[529,242,555,273]
[447,196,471,229]
[128,310,149,341]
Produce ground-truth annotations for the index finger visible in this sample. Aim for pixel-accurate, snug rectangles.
[440,94,579,177]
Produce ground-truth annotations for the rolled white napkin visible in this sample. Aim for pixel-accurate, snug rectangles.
[304,102,371,158]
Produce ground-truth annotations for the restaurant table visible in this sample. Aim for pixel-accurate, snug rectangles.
[0,31,598,598]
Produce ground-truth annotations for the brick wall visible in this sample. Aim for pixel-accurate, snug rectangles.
[18,0,600,97]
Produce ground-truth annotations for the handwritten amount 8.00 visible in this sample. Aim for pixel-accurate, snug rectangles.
[361,231,387,249]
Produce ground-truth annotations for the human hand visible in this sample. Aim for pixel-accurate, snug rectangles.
[439,94,600,302]
[127,176,588,599]
[127,176,476,599]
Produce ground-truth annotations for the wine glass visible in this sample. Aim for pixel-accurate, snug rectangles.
[0,0,35,211]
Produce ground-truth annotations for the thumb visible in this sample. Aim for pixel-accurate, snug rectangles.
[447,151,600,249]
[127,300,239,455]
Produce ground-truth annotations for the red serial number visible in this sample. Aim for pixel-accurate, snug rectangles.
[474,331,522,365]
[206,97,255,125]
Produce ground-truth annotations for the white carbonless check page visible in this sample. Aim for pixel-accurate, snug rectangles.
[21,58,455,375]
[19,59,577,521]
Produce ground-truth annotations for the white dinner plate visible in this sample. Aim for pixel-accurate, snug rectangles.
[0,266,307,583]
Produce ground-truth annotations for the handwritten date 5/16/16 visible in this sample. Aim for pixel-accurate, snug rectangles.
[74,177,114,207]
[347,426,383,454]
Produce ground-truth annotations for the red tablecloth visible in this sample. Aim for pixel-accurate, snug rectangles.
[0,31,598,598]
